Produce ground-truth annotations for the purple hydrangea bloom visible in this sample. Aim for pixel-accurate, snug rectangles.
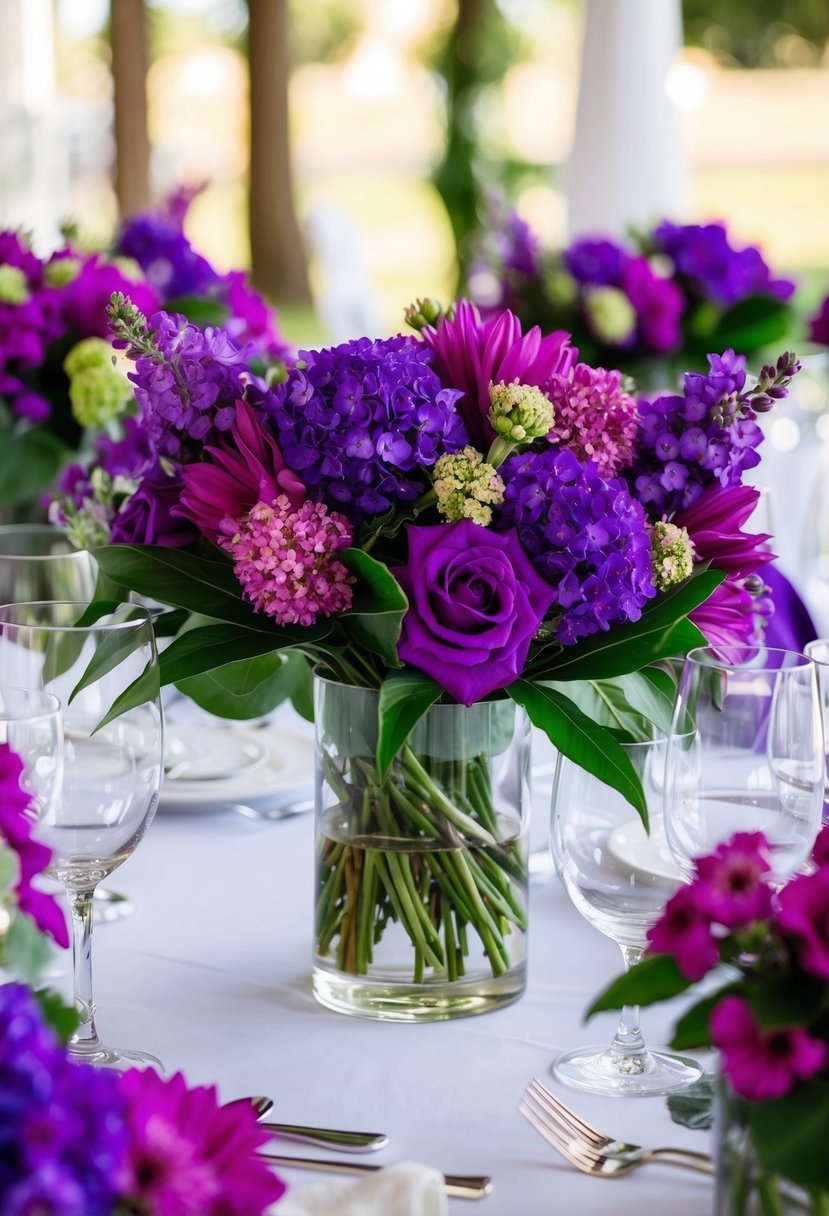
[496,446,655,645]
[0,983,127,1216]
[563,236,627,286]
[653,221,795,306]
[631,349,765,515]
[127,311,256,461]
[263,335,470,523]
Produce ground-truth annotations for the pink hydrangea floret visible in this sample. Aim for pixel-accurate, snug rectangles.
[545,362,638,477]
[220,495,354,626]
[711,995,827,1102]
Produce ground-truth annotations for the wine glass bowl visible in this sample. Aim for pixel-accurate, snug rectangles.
[665,646,824,886]
[0,601,163,1068]
[0,525,97,604]
[550,733,702,1096]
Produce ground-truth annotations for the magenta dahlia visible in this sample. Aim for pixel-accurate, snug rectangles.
[545,362,638,477]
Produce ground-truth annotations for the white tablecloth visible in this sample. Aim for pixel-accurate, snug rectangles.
[88,728,714,1216]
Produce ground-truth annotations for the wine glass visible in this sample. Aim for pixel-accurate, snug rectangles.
[804,639,829,823]
[550,733,702,1095]
[664,646,824,885]
[0,524,97,603]
[0,601,163,1067]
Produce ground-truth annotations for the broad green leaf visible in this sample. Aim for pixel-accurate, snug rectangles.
[93,659,161,733]
[0,430,66,506]
[6,912,54,983]
[376,671,443,777]
[175,651,299,720]
[706,294,791,357]
[747,973,829,1030]
[541,671,676,740]
[530,571,723,682]
[72,600,122,628]
[669,992,727,1050]
[750,1085,829,1192]
[69,618,148,704]
[34,989,81,1044]
[339,549,408,667]
[667,1075,715,1130]
[163,293,230,328]
[159,624,281,686]
[609,670,676,734]
[586,952,692,1018]
[507,679,647,822]
[42,631,87,688]
[0,841,19,890]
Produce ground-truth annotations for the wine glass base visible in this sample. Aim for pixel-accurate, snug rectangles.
[552,1044,702,1097]
[68,1043,165,1073]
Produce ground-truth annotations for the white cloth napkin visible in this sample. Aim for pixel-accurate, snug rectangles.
[274,1162,447,1216]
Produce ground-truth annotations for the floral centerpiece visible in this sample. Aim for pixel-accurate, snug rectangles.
[0,192,288,520]
[589,829,829,1213]
[67,289,799,1016]
[468,201,795,380]
[0,737,284,1216]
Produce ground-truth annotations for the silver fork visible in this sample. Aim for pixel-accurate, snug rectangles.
[519,1078,713,1177]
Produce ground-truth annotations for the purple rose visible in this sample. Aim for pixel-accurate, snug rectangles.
[111,471,197,548]
[393,520,556,706]
[777,868,829,982]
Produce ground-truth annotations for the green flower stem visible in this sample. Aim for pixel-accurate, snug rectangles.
[809,1189,829,1216]
[356,852,377,974]
[401,747,498,846]
[755,1170,784,1216]
[486,436,516,467]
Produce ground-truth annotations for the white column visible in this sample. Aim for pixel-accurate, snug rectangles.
[0,0,67,250]
[565,0,686,237]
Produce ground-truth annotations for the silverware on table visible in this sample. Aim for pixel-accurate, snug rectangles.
[257,1151,493,1200]
[249,1095,389,1152]
[519,1077,713,1177]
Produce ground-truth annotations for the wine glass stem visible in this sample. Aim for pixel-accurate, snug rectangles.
[609,945,646,1060]
[67,887,103,1054]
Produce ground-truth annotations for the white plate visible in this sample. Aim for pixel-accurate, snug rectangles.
[158,725,314,815]
[606,819,684,884]
[164,724,268,783]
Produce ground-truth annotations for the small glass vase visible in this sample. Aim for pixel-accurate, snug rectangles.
[715,1081,829,1216]
[312,674,530,1021]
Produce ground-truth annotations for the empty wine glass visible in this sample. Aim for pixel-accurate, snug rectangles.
[550,733,702,1095]
[0,601,163,1067]
[0,524,96,604]
[805,639,829,823]
[664,646,824,885]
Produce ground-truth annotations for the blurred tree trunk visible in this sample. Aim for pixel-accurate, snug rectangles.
[110,0,151,217]
[246,0,311,306]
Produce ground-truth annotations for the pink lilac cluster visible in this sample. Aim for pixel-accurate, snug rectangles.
[647,831,829,1103]
[544,362,638,477]
[0,983,285,1216]
[219,495,354,627]
[630,349,800,515]
[263,335,470,523]
[496,446,655,645]
[652,221,795,307]
[0,742,68,948]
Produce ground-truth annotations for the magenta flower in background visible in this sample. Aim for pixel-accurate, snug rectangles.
[647,884,719,981]
[544,362,638,477]
[61,253,160,339]
[393,519,556,705]
[694,832,773,928]
[809,294,829,347]
[812,826,829,867]
[0,742,68,948]
[422,300,575,449]
[711,995,827,1102]
[619,255,685,354]
[777,868,829,982]
[220,496,353,627]
[178,399,305,543]
[118,1069,286,1216]
[110,469,199,548]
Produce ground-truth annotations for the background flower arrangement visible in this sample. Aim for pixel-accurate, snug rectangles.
[58,284,801,991]
[468,200,795,379]
[589,829,829,1210]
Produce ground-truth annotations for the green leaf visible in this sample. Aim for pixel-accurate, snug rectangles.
[93,659,161,733]
[530,570,723,683]
[69,616,148,704]
[586,952,692,1017]
[708,294,791,357]
[376,671,443,777]
[34,989,81,1044]
[42,631,87,688]
[6,912,54,983]
[0,429,66,506]
[747,973,829,1030]
[750,1084,829,1192]
[175,651,299,720]
[159,624,280,686]
[611,670,676,733]
[667,1074,715,1130]
[164,293,230,328]
[669,991,726,1050]
[507,679,647,822]
[339,549,408,667]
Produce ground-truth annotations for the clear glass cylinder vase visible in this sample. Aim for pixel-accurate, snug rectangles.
[715,1080,828,1216]
[312,675,530,1021]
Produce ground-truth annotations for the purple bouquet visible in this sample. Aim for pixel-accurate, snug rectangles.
[590,829,829,1206]
[469,201,795,377]
[62,287,799,987]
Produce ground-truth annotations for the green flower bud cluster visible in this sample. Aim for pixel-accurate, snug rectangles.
[433,446,505,526]
[50,467,136,549]
[648,520,695,591]
[0,264,29,304]
[63,337,132,428]
[404,297,454,333]
[43,257,82,287]
[489,379,554,444]
[583,285,637,345]
[110,255,144,283]
[544,267,578,308]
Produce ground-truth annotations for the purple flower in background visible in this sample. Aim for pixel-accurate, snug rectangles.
[117,212,220,299]
[809,294,829,347]
[0,232,63,397]
[393,520,556,706]
[110,468,198,547]
[711,995,826,1102]
[812,826,829,868]
[653,221,795,306]
[563,237,627,286]
[778,868,829,983]
[647,885,719,981]
[620,256,685,354]
[220,270,292,361]
[694,832,773,928]
[60,254,160,340]
[496,446,654,646]
[264,334,469,523]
